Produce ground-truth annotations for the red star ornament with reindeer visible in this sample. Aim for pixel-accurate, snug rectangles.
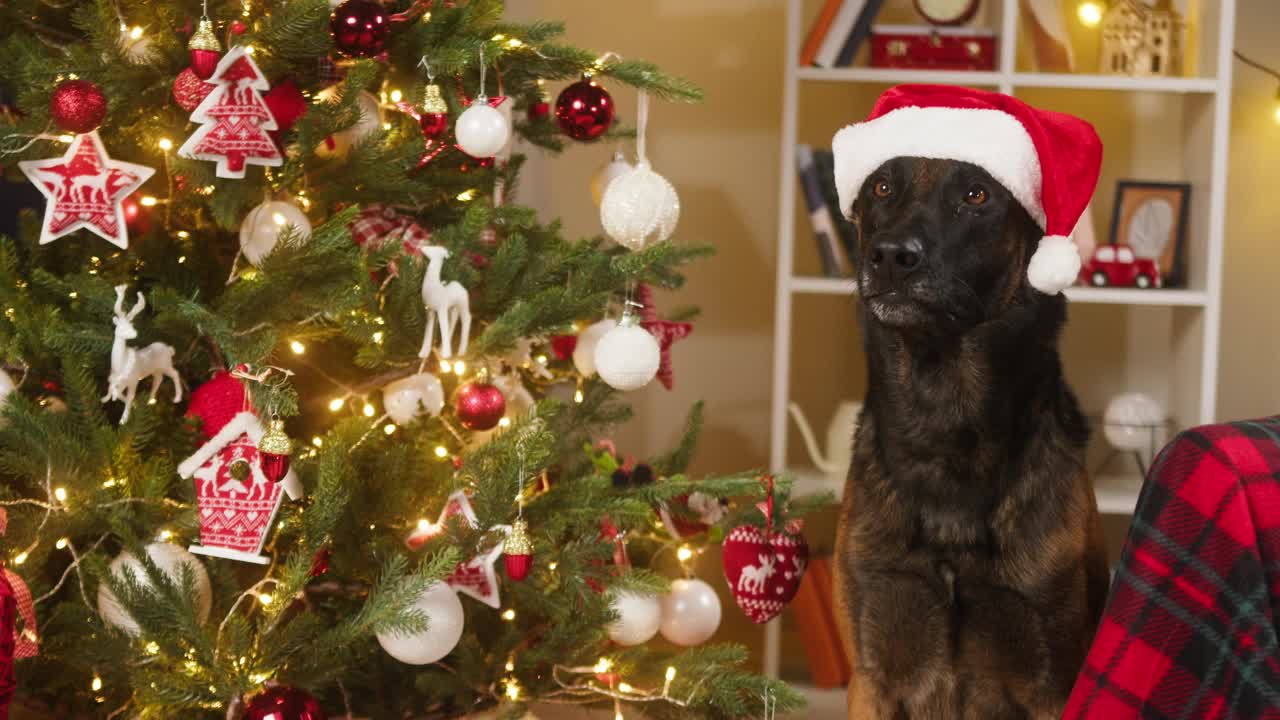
[18,132,155,249]
[635,283,692,390]
[405,490,508,608]
[178,46,283,179]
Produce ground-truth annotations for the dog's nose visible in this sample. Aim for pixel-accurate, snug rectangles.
[869,237,924,284]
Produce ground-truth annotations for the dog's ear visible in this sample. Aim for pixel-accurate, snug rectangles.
[997,201,1046,303]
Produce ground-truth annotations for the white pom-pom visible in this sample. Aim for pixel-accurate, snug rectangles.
[98,543,211,636]
[594,321,660,391]
[239,200,311,266]
[455,101,511,158]
[600,160,680,252]
[1027,234,1081,295]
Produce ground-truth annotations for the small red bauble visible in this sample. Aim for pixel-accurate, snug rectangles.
[454,381,505,431]
[231,20,248,34]
[555,77,614,142]
[243,685,327,720]
[329,0,390,58]
[310,546,331,578]
[550,334,578,361]
[173,67,214,112]
[264,80,308,134]
[526,100,550,122]
[50,79,107,134]
[121,195,151,236]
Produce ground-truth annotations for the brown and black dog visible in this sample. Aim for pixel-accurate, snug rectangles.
[834,156,1111,719]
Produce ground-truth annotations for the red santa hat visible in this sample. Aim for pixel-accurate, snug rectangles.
[831,84,1102,295]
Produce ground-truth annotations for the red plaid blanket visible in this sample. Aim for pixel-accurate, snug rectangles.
[1066,417,1280,719]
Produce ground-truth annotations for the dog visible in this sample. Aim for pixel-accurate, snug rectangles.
[831,151,1112,718]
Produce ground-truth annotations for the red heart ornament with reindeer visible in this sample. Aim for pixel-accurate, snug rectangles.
[721,525,809,624]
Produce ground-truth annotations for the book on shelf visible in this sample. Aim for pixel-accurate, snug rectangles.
[796,144,852,278]
[811,149,858,266]
[835,0,886,67]
[813,0,865,68]
[800,0,845,67]
[792,556,851,688]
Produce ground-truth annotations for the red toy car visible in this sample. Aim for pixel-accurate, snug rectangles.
[1079,244,1163,289]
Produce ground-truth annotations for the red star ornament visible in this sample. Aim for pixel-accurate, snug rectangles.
[634,283,692,390]
[404,489,509,609]
[18,132,155,249]
[178,46,283,179]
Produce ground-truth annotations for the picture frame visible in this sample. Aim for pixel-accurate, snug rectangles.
[1108,180,1191,288]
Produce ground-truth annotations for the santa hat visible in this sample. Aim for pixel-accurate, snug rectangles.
[831,84,1102,295]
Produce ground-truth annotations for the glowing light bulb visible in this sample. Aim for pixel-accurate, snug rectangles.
[272,212,286,225]
[129,26,143,40]
[158,138,173,151]
[438,359,452,373]
[434,445,449,458]
[177,231,190,238]
[57,134,74,143]
[548,561,558,570]
[362,403,376,417]
[140,196,157,206]
[498,417,511,428]
[290,340,306,354]
[574,389,584,403]
[676,546,693,562]
[145,641,159,655]
[384,423,397,435]
[329,398,345,412]
[1274,101,1280,125]
[456,189,476,202]
[372,331,384,344]
[244,45,255,55]
[505,680,520,700]
[54,487,67,502]
[390,89,403,103]
[13,552,27,565]
[55,537,68,549]
[1077,1,1104,27]
[505,660,515,672]
[452,361,466,375]
[502,609,516,621]
[618,682,633,693]
[312,436,323,448]
[594,658,612,673]
[665,666,677,682]
[159,529,173,541]
[258,593,274,606]
[92,675,102,692]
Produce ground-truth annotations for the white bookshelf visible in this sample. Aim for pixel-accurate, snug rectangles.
[767,0,1235,682]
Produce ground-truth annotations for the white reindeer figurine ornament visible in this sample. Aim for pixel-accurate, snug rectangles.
[103,285,182,424]
[418,246,471,359]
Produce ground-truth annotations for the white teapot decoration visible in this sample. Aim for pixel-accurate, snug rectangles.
[787,401,862,481]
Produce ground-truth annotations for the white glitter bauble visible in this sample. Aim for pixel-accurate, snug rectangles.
[607,590,662,646]
[455,101,511,158]
[572,318,617,377]
[316,89,381,157]
[382,373,445,425]
[659,578,721,647]
[600,160,680,251]
[97,543,211,636]
[594,322,660,391]
[590,151,634,207]
[376,582,465,665]
[239,200,311,265]
[1103,392,1165,452]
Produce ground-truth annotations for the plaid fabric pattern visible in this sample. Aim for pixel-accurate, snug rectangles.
[347,204,431,255]
[1066,417,1280,719]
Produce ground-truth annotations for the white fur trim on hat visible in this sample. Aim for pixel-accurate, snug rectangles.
[1027,235,1080,295]
[832,106,1046,229]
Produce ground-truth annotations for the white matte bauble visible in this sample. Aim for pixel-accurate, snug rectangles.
[594,322,660,391]
[97,543,211,636]
[1103,392,1165,452]
[659,578,721,647]
[239,200,311,265]
[607,590,662,646]
[376,582,465,665]
[455,100,511,158]
[600,160,680,251]
[121,34,155,64]
[0,369,13,409]
[591,151,634,207]
[572,319,617,377]
[316,88,381,157]
[382,373,445,425]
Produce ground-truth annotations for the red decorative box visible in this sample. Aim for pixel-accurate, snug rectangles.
[870,25,998,71]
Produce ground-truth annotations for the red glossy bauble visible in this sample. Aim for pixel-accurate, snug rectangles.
[454,381,505,431]
[243,685,326,720]
[259,452,290,483]
[526,100,550,122]
[555,77,614,142]
[190,49,220,80]
[231,20,248,34]
[173,67,214,112]
[504,553,532,581]
[550,334,577,361]
[330,0,390,58]
[419,112,448,141]
[121,195,151,236]
[50,79,107,134]
[264,80,308,134]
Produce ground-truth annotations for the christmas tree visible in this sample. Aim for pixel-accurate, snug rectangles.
[0,1,818,718]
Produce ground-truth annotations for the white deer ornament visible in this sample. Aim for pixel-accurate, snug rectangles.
[103,285,182,424]
[418,246,471,359]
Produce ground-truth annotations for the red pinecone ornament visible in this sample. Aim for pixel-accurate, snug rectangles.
[50,79,107,134]
[243,685,326,720]
[721,525,809,624]
[454,381,505,431]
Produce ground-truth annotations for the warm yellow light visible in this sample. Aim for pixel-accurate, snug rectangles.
[492,33,506,41]
[676,546,693,562]
[618,682,633,693]
[382,122,391,130]
[159,529,173,541]
[506,38,523,49]
[548,561,558,570]
[1077,1,1104,27]
[272,212,288,226]
[665,666,677,683]
[501,609,516,621]
[140,196,157,207]
[505,680,520,701]
[1273,102,1280,125]
[362,403,376,417]
[417,518,432,531]
[311,436,323,448]
[434,445,449,458]
[158,138,173,151]
[329,398,345,412]
[129,26,143,40]
[54,487,67,502]
[383,423,397,435]
[594,657,612,673]
[91,675,102,692]
[498,417,511,428]
[103,478,117,488]
[244,45,255,55]
[615,711,624,720]
[57,134,74,143]
[250,672,269,684]
[177,231,190,239]
[438,359,452,373]
[389,89,403,103]
[574,389,584,403]
[55,537,68,549]
[372,331,384,344]
[456,189,476,202]
[258,593,274,606]
[505,660,515,672]
[145,641,159,655]
[452,361,466,376]
[535,354,548,365]
[13,552,27,565]
[290,340,306,354]
[177,256,187,264]
[68,291,78,299]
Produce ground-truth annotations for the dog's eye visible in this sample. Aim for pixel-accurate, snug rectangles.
[872,180,893,199]
[964,186,989,206]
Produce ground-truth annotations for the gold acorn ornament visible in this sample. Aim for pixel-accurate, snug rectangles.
[258,416,293,483]
[503,517,533,582]
[188,17,222,80]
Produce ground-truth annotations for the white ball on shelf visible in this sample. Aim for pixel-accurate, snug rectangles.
[455,101,511,158]
[591,151,634,207]
[659,578,721,647]
[239,200,311,265]
[600,160,680,251]
[572,318,617,377]
[376,582,465,665]
[1103,392,1165,452]
[97,542,211,636]
[594,322,660,392]
[607,590,662,646]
